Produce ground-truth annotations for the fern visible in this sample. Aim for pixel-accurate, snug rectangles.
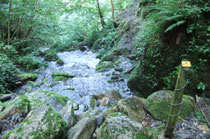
[165,20,186,33]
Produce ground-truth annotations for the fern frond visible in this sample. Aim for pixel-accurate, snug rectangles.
[165,20,186,33]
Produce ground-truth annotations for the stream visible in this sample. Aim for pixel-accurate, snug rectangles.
[17,49,133,113]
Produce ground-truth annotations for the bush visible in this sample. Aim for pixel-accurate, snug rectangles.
[0,53,19,93]
[17,55,46,70]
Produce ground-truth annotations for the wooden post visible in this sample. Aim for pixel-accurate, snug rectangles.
[165,60,191,138]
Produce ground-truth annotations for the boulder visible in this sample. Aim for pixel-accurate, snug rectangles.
[96,61,114,72]
[104,96,146,123]
[96,113,152,139]
[143,90,195,121]
[93,90,122,101]
[67,117,96,139]
[27,90,70,112]
[0,91,75,138]
[2,104,66,139]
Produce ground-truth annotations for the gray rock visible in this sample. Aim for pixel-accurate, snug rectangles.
[104,96,146,123]
[60,100,74,127]
[3,104,66,139]
[67,117,96,139]
[96,113,151,139]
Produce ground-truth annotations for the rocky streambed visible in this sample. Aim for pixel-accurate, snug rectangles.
[0,49,209,139]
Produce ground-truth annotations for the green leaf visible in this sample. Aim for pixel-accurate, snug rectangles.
[165,20,186,33]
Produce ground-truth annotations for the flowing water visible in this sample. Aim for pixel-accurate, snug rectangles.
[17,49,133,113]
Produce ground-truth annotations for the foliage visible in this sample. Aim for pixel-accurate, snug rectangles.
[0,53,19,93]
[130,0,210,96]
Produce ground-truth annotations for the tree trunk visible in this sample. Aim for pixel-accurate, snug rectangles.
[7,0,12,45]
[110,0,114,21]
[96,0,106,28]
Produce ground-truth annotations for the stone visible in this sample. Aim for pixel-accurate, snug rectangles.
[143,90,195,121]
[96,113,151,139]
[2,104,66,139]
[115,67,123,72]
[104,96,146,123]
[0,101,5,112]
[100,97,110,106]
[27,90,70,112]
[93,90,122,101]
[60,101,74,127]
[127,54,136,60]
[111,75,119,80]
[96,61,114,72]
[67,117,96,139]
[90,98,97,109]
[73,103,79,110]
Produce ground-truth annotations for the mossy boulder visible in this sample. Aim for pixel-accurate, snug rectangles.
[27,90,69,109]
[96,61,115,72]
[104,96,146,123]
[52,72,75,81]
[67,117,96,139]
[2,104,66,139]
[18,73,38,82]
[90,98,97,109]
[127,62,155,97]
[143,90,195,121]
[0,91,75,138]
[96,113,152,139]
[93,90,122,101]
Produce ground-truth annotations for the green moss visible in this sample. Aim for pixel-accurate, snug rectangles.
[49,82,60,87]
[136,133,149,139]
[37,90,69,106]
[96,61,114,72]
[145,91,195,121]
[52,72,75,81]
[90,98,97,109]
[18,73,38,81]
[31,107,66,138]
[0,101,6,107]
[52,73,75,78]
[53,76,68,81]
[108,112,123,117]
[66,88,75,91]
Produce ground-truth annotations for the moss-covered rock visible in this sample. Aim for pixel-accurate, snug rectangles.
[27,90,70,109]
[127,62,155,97]
[104,96,146,123]
[52,72,75,81]
[96,113,152,139]
[67,117,96,139]
[0,91,74,138]
[96,61,115,72]
[2,104,66,139]
[18,73,38,82]
[90,98,97,109]
[143,90,195,121]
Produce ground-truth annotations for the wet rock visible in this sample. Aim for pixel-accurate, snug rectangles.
[96,113,151,139]
[93,90,122,101]
[2,104,66,139]
[127,54,136,60]
[104,96,146,123]
[79,46,88,51]
[115,67,123,72]
[83,105,89,112]
[60,101,74,127]
[111,74,120,80]
[100,97,110,106]
[96,61,114,72]
[27,90,70,112]
[143,90,195,121]
[0,94,16,102]
[67,117,96,139]
[73,103,79,110]
[17,73,38,83]
[90,98,97,109]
